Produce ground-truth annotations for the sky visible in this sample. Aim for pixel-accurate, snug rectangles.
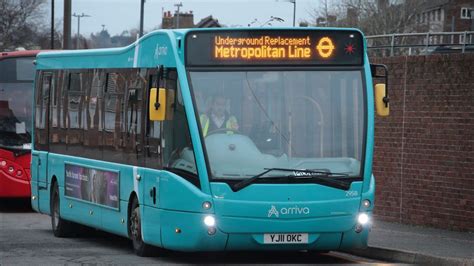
[49,0,321,36]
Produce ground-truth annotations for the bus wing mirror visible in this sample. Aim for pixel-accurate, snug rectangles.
[375,83,389,117]
[371,64,389,117]
[149,88,167,121]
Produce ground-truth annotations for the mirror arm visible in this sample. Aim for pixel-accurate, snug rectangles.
[155,65,164,110]
[382,65,389,107]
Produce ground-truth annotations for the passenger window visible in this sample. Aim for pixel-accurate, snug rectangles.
[84,69,104,159]
[34,72,52,149]
[36,73,52,130]
[104,73,118,132]
[122,69,145,166]
[89,70,103,130]
[68,73,82,129]
[103,72,126,162]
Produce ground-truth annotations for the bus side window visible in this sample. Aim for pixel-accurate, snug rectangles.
[123,69,145,166]
[49,70,63,151]
[103,72,126,163]
[66,72,87,155]
[85,69,104,160]
[35,72,52,150]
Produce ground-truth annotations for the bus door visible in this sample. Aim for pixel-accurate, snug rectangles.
[143,68,180,209]
[143,68,167,209]
[140,68,164,247]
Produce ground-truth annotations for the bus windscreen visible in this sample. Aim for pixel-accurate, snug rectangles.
[185,30,364,67]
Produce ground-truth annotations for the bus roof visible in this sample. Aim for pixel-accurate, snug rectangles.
[35,27,366,70]
[0,50,42,60]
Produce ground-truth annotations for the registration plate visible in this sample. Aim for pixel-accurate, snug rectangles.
[263,233,308,244]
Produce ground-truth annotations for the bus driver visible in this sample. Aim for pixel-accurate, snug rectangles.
[199,95,239,137]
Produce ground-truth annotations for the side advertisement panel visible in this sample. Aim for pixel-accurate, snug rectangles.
[65,163,119,208]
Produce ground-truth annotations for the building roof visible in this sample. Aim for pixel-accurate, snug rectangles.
[0,50,42,60]
[421,0,450,11]
[195,15,221,28]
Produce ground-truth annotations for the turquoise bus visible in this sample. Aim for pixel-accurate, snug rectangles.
[31,28,389,256]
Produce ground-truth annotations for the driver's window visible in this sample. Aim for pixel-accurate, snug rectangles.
[162,71,198,183]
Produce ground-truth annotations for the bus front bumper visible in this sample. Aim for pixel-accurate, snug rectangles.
[146,209,371,252]
[0,171,31,198]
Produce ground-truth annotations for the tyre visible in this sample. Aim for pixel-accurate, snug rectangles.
[129,197,154,257]
[51,182,73,237]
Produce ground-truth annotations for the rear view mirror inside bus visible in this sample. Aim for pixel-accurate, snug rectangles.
[149,88,167,121]
[375,83,389,117]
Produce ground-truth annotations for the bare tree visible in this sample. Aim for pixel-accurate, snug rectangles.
[0,0,47,50]
[308,0,426,35]
[346,0,425,35]
[308,0,342,27]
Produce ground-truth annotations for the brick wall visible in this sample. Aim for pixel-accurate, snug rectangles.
[370,53,474,232]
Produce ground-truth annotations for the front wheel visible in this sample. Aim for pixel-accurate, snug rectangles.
[129,197,154,257]
[51,183,73,237]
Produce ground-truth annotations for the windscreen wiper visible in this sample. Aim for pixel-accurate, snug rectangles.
[232,168,350,192]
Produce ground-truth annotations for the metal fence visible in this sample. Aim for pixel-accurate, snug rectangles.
[366,31,474,57]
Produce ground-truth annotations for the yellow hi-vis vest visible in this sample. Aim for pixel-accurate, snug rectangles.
[200,114,238,137]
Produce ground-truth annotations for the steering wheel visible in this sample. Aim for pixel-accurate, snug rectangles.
[206,128,241,136]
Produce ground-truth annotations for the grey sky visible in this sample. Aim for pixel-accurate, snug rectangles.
[50,0,321,36]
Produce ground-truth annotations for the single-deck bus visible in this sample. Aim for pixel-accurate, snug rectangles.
[31,28,389,256]
[0,50,39,198]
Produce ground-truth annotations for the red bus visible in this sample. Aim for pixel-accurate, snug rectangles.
[0,50,39,198]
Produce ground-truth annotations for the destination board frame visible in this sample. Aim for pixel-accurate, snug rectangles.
[185,29,364,67]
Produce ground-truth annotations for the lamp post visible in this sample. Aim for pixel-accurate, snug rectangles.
[277,0,296,27]
[139,0,145,37]
[289,0,296,27]
[72,12,91,49]
[64,0,71,49]
[51,0,54,49]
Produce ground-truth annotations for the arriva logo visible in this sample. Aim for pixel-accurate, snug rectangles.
[267,205,310,218]
[268,205,279,217]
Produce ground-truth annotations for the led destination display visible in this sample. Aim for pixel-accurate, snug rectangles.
[214,35,314,59]
[186,30,364,66]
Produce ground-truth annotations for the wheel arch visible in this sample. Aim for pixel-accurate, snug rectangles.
[50,175,58,196]
[127,191,138,238]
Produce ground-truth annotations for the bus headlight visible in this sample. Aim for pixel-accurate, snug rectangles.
[0,160,6,167]
[204,215,216,227]
[357,213,369,225]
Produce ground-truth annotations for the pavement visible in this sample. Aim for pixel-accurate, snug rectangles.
[348,219,474,265]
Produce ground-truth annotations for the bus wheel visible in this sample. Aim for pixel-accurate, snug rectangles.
[129,197,154,257]
[51,183,72,237]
